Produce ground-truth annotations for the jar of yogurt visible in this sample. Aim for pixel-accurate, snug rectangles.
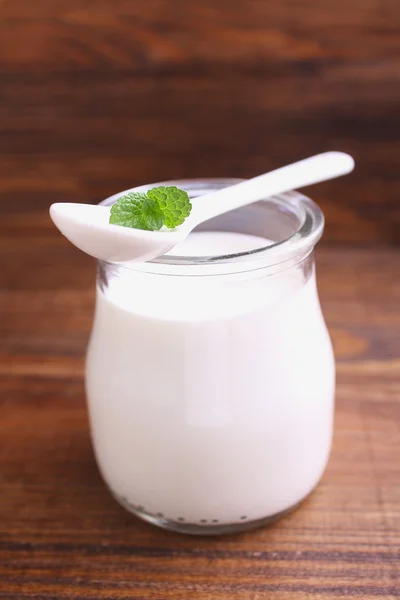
[86,179,335,535]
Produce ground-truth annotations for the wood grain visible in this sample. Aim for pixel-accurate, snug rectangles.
[0,211,400,597]
[0,0,399,243]
[1,1,400,596]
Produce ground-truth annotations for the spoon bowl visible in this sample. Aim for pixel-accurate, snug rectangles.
[49,202,184,262]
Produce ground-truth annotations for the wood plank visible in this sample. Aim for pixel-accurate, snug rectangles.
[0,0,398,73]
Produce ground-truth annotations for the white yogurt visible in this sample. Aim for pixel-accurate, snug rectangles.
[86,231,335,526]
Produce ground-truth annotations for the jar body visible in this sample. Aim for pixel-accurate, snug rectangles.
[86,237,335,533]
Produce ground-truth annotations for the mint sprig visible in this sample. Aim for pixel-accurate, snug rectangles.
[109,186,192,231]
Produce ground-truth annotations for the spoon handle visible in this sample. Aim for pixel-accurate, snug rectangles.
[186,152,354,227]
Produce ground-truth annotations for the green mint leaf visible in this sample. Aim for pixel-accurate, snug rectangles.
[109,192,165,231]
[147,186,192,229]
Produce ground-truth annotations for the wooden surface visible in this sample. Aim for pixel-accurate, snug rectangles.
[1,218,400,598]
[1,0,400,596]
[1,0,400,243]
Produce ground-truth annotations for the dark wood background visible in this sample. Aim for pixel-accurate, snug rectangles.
[1,0,399,244]
[1,2,400,598]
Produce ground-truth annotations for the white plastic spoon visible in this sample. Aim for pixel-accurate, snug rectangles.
[50,151,354,263]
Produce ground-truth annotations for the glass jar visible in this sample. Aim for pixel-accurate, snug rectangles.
[85,179,335,535]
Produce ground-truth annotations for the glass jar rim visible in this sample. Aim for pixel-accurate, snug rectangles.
[100,178,324,274]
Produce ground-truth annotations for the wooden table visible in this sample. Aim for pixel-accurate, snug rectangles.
[1,0,399,594]
[1,227,399,599]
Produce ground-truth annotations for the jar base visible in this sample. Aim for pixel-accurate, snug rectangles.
[112,491,302,535]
